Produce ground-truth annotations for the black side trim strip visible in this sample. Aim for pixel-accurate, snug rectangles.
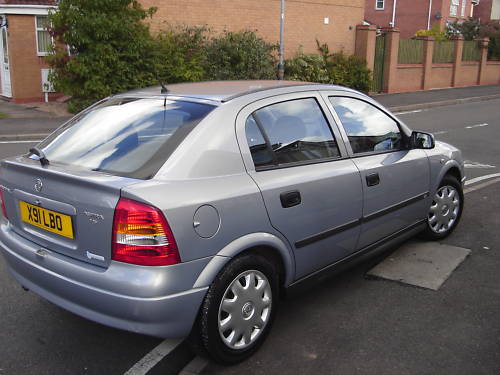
[362,192,429,223]
[289,219,427,287]
[293,192,428,249]
[295,218,360,249]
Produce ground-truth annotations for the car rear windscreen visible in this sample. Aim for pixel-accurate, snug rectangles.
[36,98,215,179]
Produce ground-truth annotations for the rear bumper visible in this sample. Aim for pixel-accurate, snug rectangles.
[0,221,209,338]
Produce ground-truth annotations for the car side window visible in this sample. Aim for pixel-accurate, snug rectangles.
[329,96,402,154]
[245,98,341,169]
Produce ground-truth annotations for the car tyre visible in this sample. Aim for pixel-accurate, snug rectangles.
[421,175,464,240]
[195,253,279,364]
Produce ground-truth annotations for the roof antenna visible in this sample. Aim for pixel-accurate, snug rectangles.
[160,81,169,94]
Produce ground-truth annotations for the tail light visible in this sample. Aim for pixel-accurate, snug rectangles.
[112,198,180,266]
[0,189,8,219]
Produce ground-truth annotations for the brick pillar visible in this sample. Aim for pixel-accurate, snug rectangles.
[477,37,490,85]
[381,27,400,93]
[416,36,435,90]
[355,25,377,72]
[451,35,464,87]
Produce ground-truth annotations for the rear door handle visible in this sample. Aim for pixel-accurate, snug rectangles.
[366,173,380,187]
[280,190,301,208]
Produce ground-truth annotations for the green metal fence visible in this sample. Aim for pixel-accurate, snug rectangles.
[462,41,481,61]
[372,35,386,92]
[398,39,424,64]
[433,41,455,63]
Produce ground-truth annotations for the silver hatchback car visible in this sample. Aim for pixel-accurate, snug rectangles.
[0,81,464,363]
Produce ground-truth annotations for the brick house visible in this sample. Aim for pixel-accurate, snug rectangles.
[0,0,58,103]
[473,0,500,22]
[364,0,474,38]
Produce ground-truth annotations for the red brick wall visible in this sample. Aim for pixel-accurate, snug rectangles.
[7,14,51,102]
[473,0,493,22]
[140,0,365,57]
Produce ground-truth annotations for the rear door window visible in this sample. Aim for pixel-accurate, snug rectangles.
[36,98,215,179]
[245,98,341,169]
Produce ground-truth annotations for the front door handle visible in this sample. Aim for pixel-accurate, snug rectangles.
[280,190,301,208]
[366,173,380,187]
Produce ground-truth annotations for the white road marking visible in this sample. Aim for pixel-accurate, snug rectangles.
[179,356,210,375]
[0,140,41,144]
[433,131,448,135]
[465,173,500,186]
[465,123,489,129]
[464,161,496,169]
[464,177,500,194]
[123,338,183,375]
[394,109,424,115]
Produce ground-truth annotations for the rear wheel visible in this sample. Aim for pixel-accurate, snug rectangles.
[421,175,463,240]
[195,254,278,364]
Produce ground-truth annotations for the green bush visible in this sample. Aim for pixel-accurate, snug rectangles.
[415,24,449,41]
[285,41,372,93]
[153,26,207,84]
[203,30,278,80]
[47,0,159,112]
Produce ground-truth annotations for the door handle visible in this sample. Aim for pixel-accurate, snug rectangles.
[366,173,380,187]
[280,190,301,208]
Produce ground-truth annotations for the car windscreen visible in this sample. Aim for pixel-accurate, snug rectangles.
[35,98,215,179]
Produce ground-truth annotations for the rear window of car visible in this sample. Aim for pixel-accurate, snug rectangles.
[36,98,215,179]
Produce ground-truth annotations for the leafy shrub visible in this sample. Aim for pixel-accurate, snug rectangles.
[285,41,372,93]
[446,18,500,60]
[48,0,159,112]
[203,30,278,80]
[153,26,208,84]
[415,24,449,41]
[284,52,330,83]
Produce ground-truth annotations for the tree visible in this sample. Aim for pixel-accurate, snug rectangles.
[47,0,158,112]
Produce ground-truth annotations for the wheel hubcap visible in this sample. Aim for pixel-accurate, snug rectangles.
[218,270,272,350]
[428,185,460,234]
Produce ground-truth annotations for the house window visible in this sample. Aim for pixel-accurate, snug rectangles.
[461,0,467,17]
[376,0,384,10]
[450,0,459,17]
[36,16,51,55]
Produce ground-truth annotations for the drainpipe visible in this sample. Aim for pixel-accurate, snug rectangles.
[427,0,433,30]
[390,0,398,27]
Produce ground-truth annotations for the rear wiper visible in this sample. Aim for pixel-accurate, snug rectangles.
[29,147,50,166]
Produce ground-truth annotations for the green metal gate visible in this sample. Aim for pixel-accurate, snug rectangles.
[372,34,386,92]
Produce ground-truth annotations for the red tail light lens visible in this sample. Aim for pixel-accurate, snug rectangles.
[112,198,180,266]
[0,189,8,219]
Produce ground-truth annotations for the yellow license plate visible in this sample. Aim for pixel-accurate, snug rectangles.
[19,201,74,239]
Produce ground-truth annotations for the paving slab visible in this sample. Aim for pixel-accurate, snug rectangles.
[366,241,471,290]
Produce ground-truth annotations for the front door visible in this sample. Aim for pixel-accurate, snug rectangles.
[325,94,430,249]
[236,93,363,280]
[0,26,12,97]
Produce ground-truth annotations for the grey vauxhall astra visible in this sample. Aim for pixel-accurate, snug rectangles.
[0,81,464,363]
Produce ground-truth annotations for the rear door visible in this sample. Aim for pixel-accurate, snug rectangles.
[236,92,363,280]
[323,93,430,249]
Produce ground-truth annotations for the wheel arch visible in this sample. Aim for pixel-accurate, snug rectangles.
[433,160,464,194]
[192,232,295,290]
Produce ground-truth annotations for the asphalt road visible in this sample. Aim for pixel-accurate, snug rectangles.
[0,99,499,375]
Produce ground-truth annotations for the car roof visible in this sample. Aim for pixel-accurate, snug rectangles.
[116,80,358,103]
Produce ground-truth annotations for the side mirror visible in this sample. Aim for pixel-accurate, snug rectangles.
[410,131,435,149]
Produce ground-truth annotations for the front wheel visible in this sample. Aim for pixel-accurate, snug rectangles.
[196,254,279,364]
[421,175,464,240]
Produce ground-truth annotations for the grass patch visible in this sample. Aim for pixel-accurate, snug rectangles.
[0,112,9,118]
